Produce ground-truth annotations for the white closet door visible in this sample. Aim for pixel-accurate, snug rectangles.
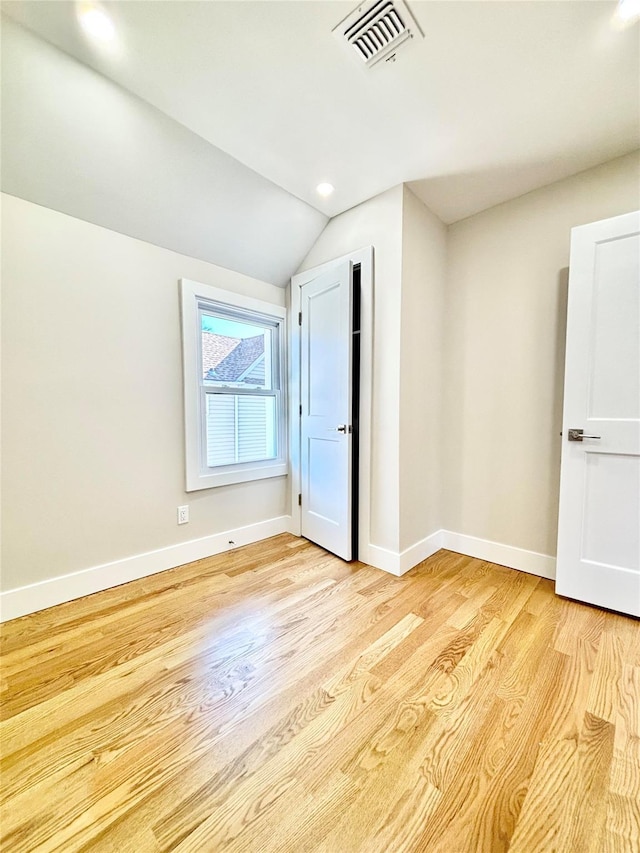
[300,261,353,560]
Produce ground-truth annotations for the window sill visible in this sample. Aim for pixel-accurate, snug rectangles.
[186,461,288,492]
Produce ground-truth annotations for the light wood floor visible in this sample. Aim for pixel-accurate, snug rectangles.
[1,535,639,853]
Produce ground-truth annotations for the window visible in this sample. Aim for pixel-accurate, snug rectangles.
[181,279,287,490]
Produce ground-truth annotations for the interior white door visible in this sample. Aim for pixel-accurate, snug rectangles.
[300,260,353,560]
[556,210,640,616]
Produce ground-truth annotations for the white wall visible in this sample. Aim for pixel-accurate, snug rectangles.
[296,184,448,562]
[443,151,640,558]
[297,186,404,554]
[1,194,288,593]
[399,186,447,552]
[0,17,326,287]
[297,154,639,573]
[3,78,638,608]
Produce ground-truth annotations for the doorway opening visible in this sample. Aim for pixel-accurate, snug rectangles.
[351,262,361,560]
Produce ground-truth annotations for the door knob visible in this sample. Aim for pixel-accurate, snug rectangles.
[328,424,351,433]
[568,428,601,442]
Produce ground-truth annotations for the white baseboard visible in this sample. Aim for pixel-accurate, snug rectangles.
[398,530,444,576]
[366,544,403,575]
[365,529,555,581]
[285,515,301,536]
[0,516,291,623]
[0,521,556,622]
[367,530,444,577]
[441,531,556,581]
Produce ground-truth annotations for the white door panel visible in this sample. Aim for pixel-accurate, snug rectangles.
[581,454,639,570]
[587,235,639,419]
[556,210,640,617]
[301,261,353,560]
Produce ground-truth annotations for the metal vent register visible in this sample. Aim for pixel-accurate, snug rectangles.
[333,0,424,68]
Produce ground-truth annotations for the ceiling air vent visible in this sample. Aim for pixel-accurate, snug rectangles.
[333,0,423,68]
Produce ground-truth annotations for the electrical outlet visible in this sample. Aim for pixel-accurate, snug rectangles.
[177,505,189,525]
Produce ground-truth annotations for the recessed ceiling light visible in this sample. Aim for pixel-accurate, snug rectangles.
[615,0,640,23]
[78,5,116,42]
[316,183,335,197]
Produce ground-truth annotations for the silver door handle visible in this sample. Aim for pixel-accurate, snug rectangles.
[568,428,601,442]
[328,424,351,433]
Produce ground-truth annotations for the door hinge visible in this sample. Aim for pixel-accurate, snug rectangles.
[299,404,302,416]
[298,493,302,506]
[298,311,302,326]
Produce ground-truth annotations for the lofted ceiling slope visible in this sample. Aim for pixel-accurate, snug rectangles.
[2,0,638,224]
[1,14,328,286]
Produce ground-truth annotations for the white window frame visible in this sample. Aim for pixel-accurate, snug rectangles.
[180,278,287,491]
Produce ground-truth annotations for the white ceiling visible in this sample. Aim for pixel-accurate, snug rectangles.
[2,0,639,223]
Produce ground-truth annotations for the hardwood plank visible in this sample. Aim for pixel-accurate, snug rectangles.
[1,534,638,853]
[152,612,424,852]
[605,663,640,852]
[556,711,615,853]
[553,597,605,656]
[586,630,625,724]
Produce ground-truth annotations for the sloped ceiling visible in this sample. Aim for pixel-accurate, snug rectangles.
[0,16,328,286]
[2,0,639,225]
